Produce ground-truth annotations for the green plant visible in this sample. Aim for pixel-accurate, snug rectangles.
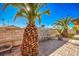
[2,3,50,56]
[54,17,72,38]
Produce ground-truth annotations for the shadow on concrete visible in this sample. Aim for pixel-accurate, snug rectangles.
[39,38,68,56]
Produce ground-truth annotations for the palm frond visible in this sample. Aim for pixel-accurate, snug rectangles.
[2,3,10,10]
[40,10,50,16]
[37,3,47,11]
[14,11,26,21]
[37,13,41,24]
[2,3,50,24]
[54,17,72,34]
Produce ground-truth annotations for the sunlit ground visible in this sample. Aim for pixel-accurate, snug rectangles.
[0,27,79,56]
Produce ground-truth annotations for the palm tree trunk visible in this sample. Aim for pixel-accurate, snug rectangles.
[58,34,63,40]
[63,29,68,37]
[76,30,79,34]
[21,23,38,56]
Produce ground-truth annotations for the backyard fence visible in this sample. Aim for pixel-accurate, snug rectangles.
[0,27,59,42]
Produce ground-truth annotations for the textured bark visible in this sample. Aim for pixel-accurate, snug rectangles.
[76,30,79,34]
[62,29,68,37]
[21,24,38,56]
[58,34,63,41]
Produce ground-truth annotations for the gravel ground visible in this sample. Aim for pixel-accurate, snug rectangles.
[0,39,67,56]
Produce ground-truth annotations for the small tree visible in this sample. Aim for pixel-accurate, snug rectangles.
[53,25,63,40]
[54,17,72,40]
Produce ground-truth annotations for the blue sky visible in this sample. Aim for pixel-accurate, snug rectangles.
[0,3,79,28]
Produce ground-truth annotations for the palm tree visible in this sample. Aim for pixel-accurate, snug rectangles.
[2,3,50,56]
[53,24,63,40]
[54,17,72,38]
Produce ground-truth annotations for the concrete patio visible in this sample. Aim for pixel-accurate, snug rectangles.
[50,39,79,56]
[1,38,79,56]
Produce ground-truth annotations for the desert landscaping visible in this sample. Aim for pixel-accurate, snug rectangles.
[0,3,79,56]
[0,26,79,56]
[0,26,60,56]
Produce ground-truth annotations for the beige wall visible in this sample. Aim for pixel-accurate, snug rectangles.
[68,29,76,34]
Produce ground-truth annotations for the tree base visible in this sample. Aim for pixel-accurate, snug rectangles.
[21,24,38,56]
